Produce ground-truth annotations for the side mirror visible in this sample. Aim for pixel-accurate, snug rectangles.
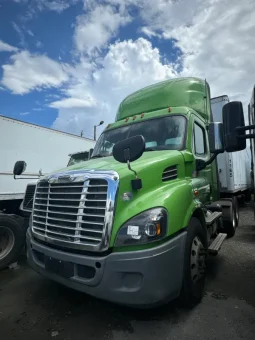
[13,161,27,176]
[113,135,145,163]
[113,135,145,190]
[222,101,246,152]
[208,122,224,153]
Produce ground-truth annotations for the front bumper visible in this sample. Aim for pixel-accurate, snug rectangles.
[26,228,187,307]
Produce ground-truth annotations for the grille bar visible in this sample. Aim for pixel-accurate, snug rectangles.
[34,209,104,217]
[35,198,107,202]
[32,175,114,251]
[34,222,103,233]
[42,229,102,241]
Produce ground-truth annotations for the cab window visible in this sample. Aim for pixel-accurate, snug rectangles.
[193,123,206,156]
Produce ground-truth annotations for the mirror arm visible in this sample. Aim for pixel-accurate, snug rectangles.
[196,152,220,172]
[14,176,40,180]
[204,152,219,166]
[127,160,138,178]
[238,133,255,139]
[236,124,255,132]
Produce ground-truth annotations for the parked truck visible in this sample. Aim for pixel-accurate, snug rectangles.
[19,78,245,307]
[0,115,95,269]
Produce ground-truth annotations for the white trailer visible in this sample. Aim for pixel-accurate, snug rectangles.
[211,96,251,196]
[0,115,95,203]
[21,150,92,213]
[0,115,95,269]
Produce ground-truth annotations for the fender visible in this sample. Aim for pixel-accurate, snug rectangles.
[110,179,204,247]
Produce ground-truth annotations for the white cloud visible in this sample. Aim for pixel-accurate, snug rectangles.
[1,51,69,94]
[12,22,26,47]
[52,38,177,135]
[36,41,43,48]
[14,0,79,21]
[33,107,44,111]
[20,111,30,115]
[163,0,255,102]
[26,29,34,36]
[41,0,77,13]
[50,97,96,109]
[0,40,18,53]
[140,27,160,38]
[104,0,255,102]
[81,0,255,108]
[74,4,131,54]
[13,0,79,13]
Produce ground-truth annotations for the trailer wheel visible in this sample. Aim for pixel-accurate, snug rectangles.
[222,203,236,238]
[0,215,25,270]
[232,196,239,227]
[179,217,207,307]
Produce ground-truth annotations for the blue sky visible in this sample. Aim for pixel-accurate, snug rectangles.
[0,0,254,138]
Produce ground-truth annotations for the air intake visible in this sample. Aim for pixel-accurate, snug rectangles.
[23,184,36,211]
[162,166,178,182]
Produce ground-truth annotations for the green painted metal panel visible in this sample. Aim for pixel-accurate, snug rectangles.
[116,77,211,122]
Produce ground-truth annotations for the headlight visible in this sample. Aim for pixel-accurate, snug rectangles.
[114,208,168,247]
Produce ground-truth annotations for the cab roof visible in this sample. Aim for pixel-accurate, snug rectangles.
[115,77,212,122]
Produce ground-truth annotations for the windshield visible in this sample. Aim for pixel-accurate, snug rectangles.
[92,115,186,158]
[67,152,89,166]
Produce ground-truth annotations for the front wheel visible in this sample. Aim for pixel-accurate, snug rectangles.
[0,214,25,270]
[179,217,207,307]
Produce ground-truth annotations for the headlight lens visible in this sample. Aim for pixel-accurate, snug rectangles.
[114,208,167,247]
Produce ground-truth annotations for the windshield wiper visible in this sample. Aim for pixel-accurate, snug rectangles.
[90,154,104,159]
[144,148,157,152]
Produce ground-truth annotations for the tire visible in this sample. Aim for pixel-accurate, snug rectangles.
[222,203,236,238]
[233,196,239,228]
[0,214,25,270]
[179,217,207,307]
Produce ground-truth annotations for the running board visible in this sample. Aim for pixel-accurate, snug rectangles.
[205,211,222,225]
[208,233,227,255]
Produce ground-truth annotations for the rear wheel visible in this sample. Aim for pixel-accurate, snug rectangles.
[232,196,239,227]
[179,217,207,307]
[222,203,236,238]
[0,215,25,270]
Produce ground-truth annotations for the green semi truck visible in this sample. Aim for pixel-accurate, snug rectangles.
[17,77,245,307]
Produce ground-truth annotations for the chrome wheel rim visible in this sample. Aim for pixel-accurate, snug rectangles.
[190,236,206,283]
[0,226,15,260]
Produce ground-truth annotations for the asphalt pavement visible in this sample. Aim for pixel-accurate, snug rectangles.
[1,205,255,340]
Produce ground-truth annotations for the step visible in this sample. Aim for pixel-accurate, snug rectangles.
[208,233,227,255]
[205,211,222,225]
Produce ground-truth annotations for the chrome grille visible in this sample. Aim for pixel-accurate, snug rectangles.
[162,166,178,182]
[31,172,118,252]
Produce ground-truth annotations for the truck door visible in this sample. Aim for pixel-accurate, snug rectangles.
[192,118,211,203]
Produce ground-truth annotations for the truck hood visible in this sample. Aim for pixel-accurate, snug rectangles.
[55,150,184,178]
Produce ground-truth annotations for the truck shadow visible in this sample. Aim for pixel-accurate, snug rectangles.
[26,273,193,334]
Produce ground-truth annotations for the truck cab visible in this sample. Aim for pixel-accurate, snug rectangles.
[25,77,242,307]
